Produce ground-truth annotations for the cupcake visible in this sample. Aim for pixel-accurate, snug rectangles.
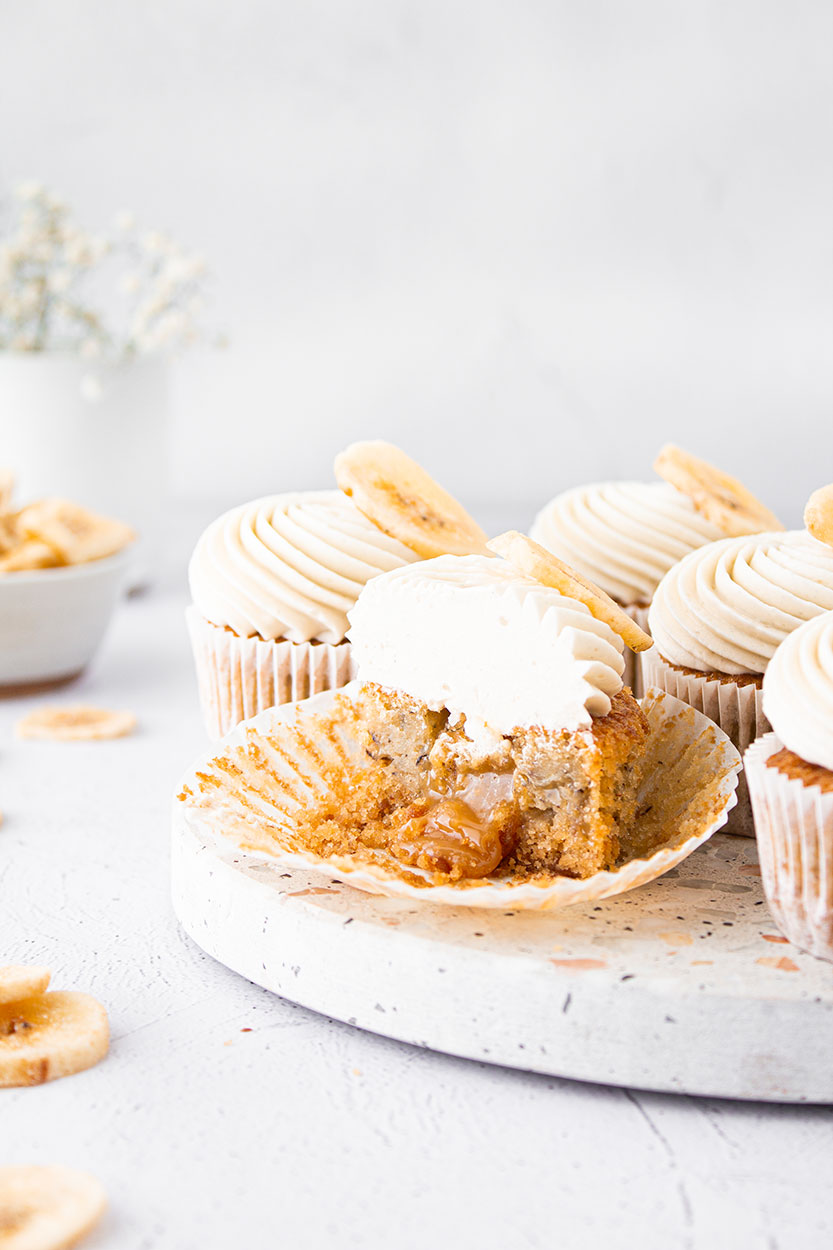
[745,609,833,961]
[187,442,487,738]
[530,445,780,694]
[644,523,833,833]
[178,530,742,903]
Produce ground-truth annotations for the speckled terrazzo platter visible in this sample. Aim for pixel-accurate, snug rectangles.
[172,823,833,1104]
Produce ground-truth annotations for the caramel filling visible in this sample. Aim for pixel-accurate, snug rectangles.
[394,795,506,878]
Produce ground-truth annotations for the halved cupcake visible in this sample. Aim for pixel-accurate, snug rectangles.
[178,534,742,902]
[746,608,833,962]
[343,542,651,880]
[187,442,487,738]
[530,445,781,694]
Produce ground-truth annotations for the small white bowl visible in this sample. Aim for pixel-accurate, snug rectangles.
[0,548,132,689]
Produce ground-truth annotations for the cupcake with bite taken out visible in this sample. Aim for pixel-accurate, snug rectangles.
[187,442,487,739]
[530,445,781,694]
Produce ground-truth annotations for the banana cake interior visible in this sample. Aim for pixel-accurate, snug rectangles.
[289,681,649,882]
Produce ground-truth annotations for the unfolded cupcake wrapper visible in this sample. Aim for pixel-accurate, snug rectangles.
[186,607,356,740]
[745,734,833,963]
[175,683,741,911]
[640,648,769,836]
[621,603,651,698]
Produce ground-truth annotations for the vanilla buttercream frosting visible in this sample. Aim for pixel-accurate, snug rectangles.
[530,482,725,605]
[348,553,626,735]
[189,492,418,644]
[763,610,833,772]
[648,531,833,676]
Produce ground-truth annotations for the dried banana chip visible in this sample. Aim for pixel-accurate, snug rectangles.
[488,531,653,652]
[653,444,783,537]
[0,991,109,1087]
[16,706,137,742]
[17,498,134,565]
[0,966,51,1006]
[334,440,488,558]
[0,467,14,513]
[0,539,63,572]
[0,1165,106,1249]
[804,483,833,549]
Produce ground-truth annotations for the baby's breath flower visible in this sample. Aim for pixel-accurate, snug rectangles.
[114,210,136,232]
[64,236,93,266]
[1,183,218,355]
[47,269,72,294]
[17,282,41,314]
[141,230,166,254]
[14,180,44,201]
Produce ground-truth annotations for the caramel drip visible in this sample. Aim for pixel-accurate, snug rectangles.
[394,796,505,878]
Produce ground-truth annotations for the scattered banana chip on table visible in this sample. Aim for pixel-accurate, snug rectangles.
[804,483,833,549]
[488,531,654,653]
[0,965,51,1006]
[0,1165,106,1250]
[0,989,109,1088]
[653,443,783,537]
[334,440,489,558]
[16,706,137,742]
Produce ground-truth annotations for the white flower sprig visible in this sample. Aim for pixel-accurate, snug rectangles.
[0,182,220,356]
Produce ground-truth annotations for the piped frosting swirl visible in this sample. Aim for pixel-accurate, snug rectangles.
[648,532,833,676]
[348,553,625,734]
[764,610,833,772]
[189,491,418,644]
[530,482,725,605]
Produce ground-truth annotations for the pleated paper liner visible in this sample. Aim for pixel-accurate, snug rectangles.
[175,683,741,912]
[621,603,651,698]
[187,606,356,740]
[640,647,768,836]
[745,734,833,963]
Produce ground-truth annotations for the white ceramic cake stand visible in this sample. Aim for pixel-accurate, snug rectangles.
[171,824,833,1104]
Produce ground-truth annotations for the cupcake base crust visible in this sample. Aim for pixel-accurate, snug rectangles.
[767,747,833,794]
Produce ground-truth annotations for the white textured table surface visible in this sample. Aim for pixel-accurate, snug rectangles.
[2,571,833,1250]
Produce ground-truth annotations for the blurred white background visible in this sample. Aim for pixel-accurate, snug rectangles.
[1,0,831,528]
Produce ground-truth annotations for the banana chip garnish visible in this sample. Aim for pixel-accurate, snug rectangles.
[488,531,653,653]
[334,440,488,559]
[804,483,833,549]
[653,444,783,537]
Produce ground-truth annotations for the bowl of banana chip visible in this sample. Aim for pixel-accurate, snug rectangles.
[0,473,134,688]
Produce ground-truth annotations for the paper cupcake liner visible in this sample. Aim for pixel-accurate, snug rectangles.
[745,734,833,963]
[175,683,741,912]
[640,649,768,836]
[621,603,651,698]
[186,607,356,740]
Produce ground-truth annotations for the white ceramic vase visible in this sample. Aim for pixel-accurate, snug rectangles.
[0,353,171,586]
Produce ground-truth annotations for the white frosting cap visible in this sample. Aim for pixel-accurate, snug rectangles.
[189,492,417,643]
[648,531,833,675]
[348,554,626,735]
[530,481,724,606]
[764,610,833,772]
